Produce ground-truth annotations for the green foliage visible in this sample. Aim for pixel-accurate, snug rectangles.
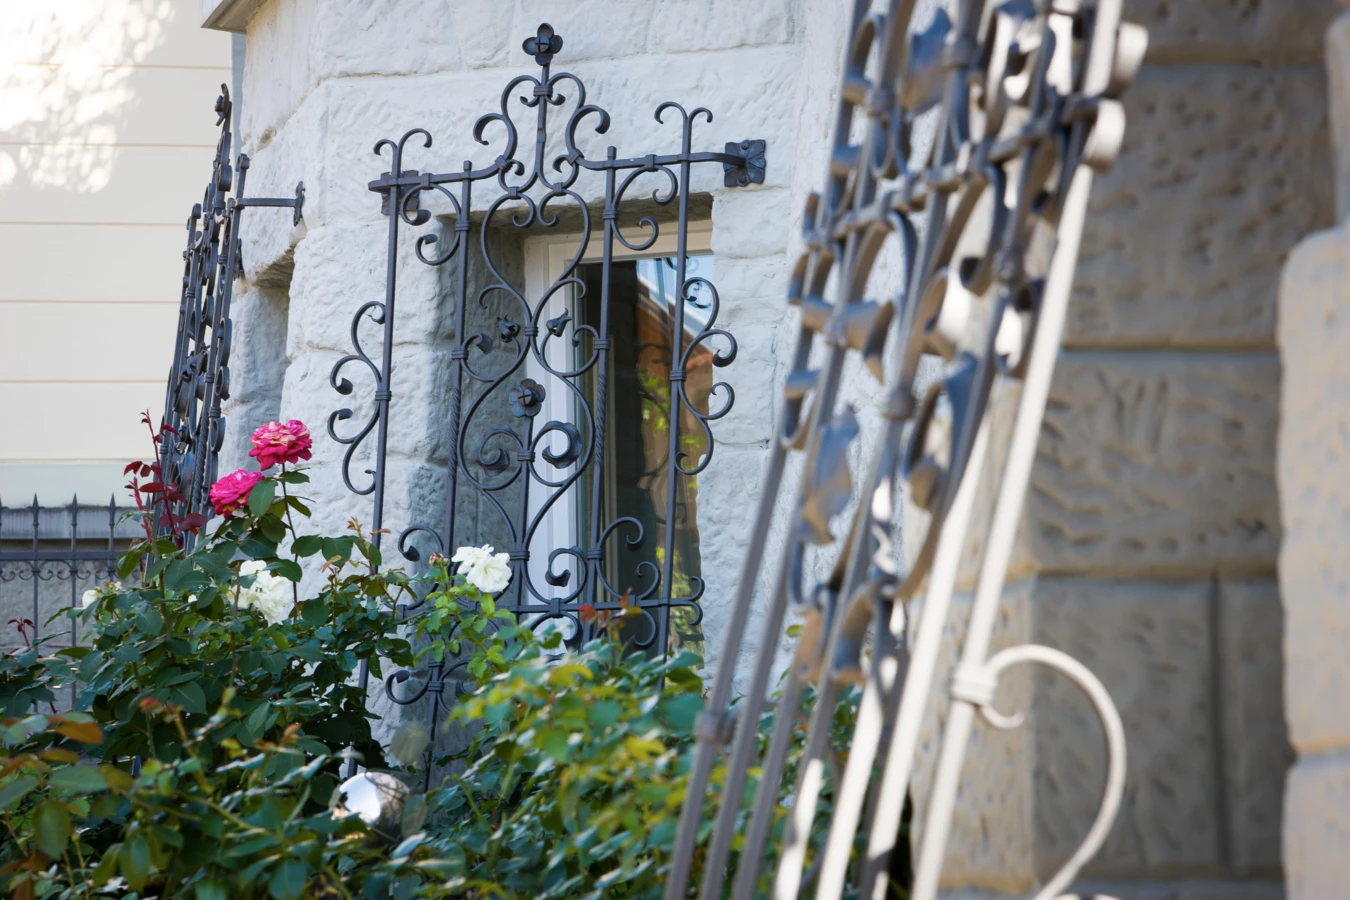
[0,458,874,898]
[0,701,444,899]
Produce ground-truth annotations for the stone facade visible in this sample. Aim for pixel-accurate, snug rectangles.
[1276,12,1350,895]
[202,0,1336,896]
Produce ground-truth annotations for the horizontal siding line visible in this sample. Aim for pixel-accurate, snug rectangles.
[0,300,178,305]
[0,142,218,149]
[9,63,231,72]
[0,223,183,230]
[0,380,165,386]
[0,222,191,228]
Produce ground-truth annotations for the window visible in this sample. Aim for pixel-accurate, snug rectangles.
[524,225,719,654]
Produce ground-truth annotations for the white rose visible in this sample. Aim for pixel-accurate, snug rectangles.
[81,580,121,609]
[451,544,512,594]
[236,560,292,625]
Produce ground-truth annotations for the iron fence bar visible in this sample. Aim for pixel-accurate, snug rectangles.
[663,0,1145,897]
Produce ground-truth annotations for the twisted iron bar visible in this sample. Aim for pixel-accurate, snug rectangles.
[160,86,303,543]
[663,1,1146,898]
[329,23,765,776]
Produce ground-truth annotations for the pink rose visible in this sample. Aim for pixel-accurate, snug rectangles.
[209,470,264,517]
[248,419,313,470]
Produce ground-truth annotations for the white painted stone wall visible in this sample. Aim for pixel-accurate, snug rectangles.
[205,0,1328,895]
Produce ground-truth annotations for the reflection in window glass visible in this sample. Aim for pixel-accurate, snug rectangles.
[575,253,714,655]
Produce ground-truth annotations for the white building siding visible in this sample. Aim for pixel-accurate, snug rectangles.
[0,0,232,504]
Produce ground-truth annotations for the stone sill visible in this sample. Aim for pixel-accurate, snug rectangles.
[200,0,267,33]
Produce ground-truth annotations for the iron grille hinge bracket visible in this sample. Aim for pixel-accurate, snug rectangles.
[236,180,306,227]
[723,139,766,188]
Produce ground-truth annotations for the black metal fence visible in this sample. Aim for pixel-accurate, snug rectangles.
[0,497,140,707]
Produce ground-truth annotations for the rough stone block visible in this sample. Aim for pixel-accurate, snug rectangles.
[1122,0,1338,64]
[240,0,318,149]
[1283,753,1350,900]
[910,579,1036,895]
[1071,65,1331,348]
[287,221,455,356]
[219,286,290,474]
[313,0,462,82]
[1030,577,1220,878]
[1026,350,1280,575]
[649,0,795,53]
[1217,578,1290,878]
[1276,223,1350,755]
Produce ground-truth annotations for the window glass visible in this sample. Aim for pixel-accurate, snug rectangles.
[574,252,714,654]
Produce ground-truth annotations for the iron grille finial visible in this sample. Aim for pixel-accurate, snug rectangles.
[523,23,563,67]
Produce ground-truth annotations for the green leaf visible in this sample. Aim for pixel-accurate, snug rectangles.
[301,599,327,626]
[0,774,38,810]
[292,535,323,558]
[121,834,151,891]
[91,845,119,885]
[165,681,208,715]
[271,559,303,582]
[196,881,229,900]
[268,860,308,900]
[135,606,164,636]
[48,765,108,795]
[116,549,142,580]
[260,515,287,543]
[321,538,351,565]
[249,478,277,518]
[34,801,71,857]
[587,700,622,729]
[286,496,313,517]
[277,470,309,485]
[541,728,570,762]
[247,702,272,736]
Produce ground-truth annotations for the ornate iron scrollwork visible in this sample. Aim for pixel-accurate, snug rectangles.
[329,23,765,760]
[663,2,1145,899]
[159,86,303,540]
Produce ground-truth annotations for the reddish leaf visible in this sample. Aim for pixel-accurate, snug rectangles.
[139,482,164,494]
[123,462,142,476]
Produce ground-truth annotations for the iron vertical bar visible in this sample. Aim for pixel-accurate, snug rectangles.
[68,496,79,708]
[347,134,405,780]
[30,496,39,642]
[664,3,867,891]
[657,129,693,658]
[585,148,618,632]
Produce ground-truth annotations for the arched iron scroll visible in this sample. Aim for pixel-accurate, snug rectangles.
[330,24,765,749]
[664,2,1145,900]
[160,86,304,544]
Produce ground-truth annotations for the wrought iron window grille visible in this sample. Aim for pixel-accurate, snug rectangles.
[327,23,766,748]
[160,86,303,542]
[660,2,1146,899]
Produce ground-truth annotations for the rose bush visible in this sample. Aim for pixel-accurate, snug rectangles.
[0,415,885,899]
